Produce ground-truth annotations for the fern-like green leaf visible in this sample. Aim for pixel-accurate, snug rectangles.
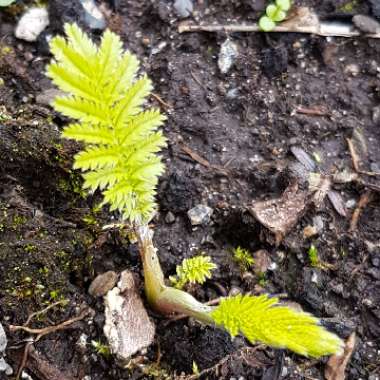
[170,256,217,289]
[62,123,114,145]
[47,24,166,222]
[211,294,344,358]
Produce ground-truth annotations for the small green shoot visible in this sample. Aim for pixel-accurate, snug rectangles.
[232,246,255,271]
[91,340,111,358]
[259,0,292,32]
[308,244,320,267]
[192,361,200,376]
[169,255,216,289]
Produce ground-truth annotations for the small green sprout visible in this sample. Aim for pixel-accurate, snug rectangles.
[232,246,255,271]
[259,0,292,32]
[170,255,216,289]
[192,361,200,375]
[91,340,111,358]
[308,244,320,267]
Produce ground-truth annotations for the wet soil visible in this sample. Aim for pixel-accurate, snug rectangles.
[1,0,380,379]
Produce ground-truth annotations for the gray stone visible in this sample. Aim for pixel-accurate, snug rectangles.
[174,0,193,18]
[370,162,380,172]
[353,14,380,34]
[15,7,49,42]
[89,271,118,297]
[312,215,324,233]
[0,323,6,353]
[344,63,360,77]
[80,0,106,30]
[0,357,13,375]
[187,204,213,226]
[165,211,175,224]
[218,39,238,74]
[372,105,380,124]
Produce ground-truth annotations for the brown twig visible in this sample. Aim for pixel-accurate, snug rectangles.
[180,143,229,175]
[295,105,330,117]
[10,308,90,335]
[349,190,373,232]
[9,304,91,380]
[190,68,208,92]
[151,92,172,110]
[23,300,68,327]
[181,346,265,380]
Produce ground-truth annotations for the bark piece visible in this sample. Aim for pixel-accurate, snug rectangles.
[249,182,308,244]
[325,332,356,380]
[104,271,155,362]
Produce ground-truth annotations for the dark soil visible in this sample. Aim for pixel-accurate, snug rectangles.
[1,0,380,379]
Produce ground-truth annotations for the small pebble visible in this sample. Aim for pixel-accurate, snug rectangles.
[173,0,193,18]
[187,205,213,226]
[0,323,6,353]
[80,0,106,30]
[346,199,356,209]
[88,271,118,297]
[165,211,175,224]
[218,39,238,74]
[344,63,360,77]
[15,7,49,42]
[353,14,380,34]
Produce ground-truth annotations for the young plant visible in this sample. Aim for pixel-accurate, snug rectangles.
[169,255,216,289]
[91,340,111,358]
[47,24,343,358]
[308,244,320,267]
[259,0,292,32]
[232,246,255,271]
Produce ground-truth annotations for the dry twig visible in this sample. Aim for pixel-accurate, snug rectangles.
[349,191,373,232]
[9,302,91,380]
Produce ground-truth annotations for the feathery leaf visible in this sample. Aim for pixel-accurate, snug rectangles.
[211,294,344,358]
[47,24,166,222]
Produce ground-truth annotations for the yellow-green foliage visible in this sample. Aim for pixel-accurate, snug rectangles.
[170,255,216,289]
[232,246,254,271]
[308,244,319,267]
[211,294,343,357]
[47,24,166,223]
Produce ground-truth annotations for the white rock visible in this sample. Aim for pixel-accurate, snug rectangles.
[174,0,193,18]
[0,358,13,375]
[218,39,238,74]
[187,204,213,226]
[15,7,49,42]
[0,323,6,353]
[80,0,106,30]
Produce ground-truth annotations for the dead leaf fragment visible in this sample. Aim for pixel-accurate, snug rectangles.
[290,146,316,172]
[325,332,356,380]
[327,190,347,217]
[249,182,308,244]
[104,271,155,362]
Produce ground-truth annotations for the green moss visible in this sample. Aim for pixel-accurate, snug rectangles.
[24,244,37,254]
[339,0,358,12]
[12,214,27,229]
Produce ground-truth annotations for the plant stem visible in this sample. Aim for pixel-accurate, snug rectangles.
[134,223,214,325]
